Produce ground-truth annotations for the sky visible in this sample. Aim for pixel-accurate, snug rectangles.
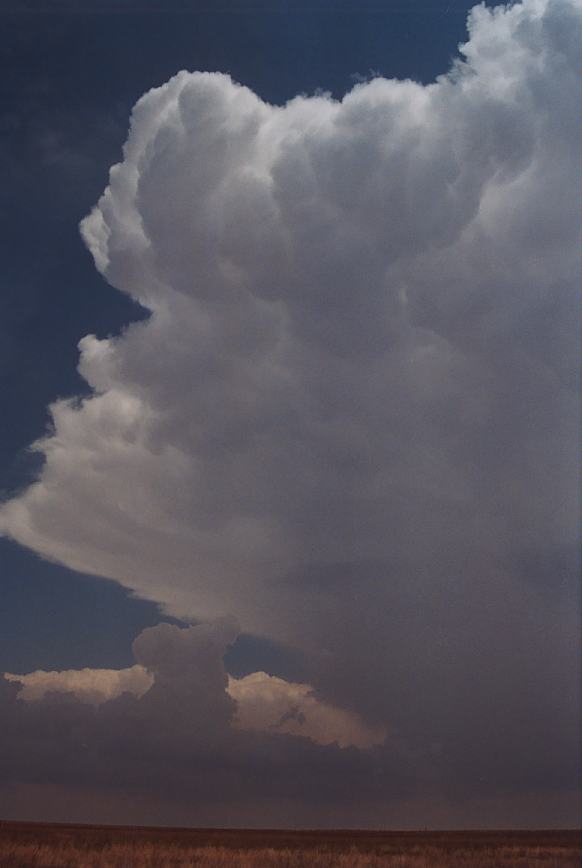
[0,0,580,830]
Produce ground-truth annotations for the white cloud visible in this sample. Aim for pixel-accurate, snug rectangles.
[4,665,153,706]
[1,0,579,637]
[229,671,385,748]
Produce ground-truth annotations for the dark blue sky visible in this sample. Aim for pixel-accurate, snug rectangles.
[2,0,491,674]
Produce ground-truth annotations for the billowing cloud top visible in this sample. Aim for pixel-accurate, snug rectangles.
[1,0,579,630]
[0,0,580,826]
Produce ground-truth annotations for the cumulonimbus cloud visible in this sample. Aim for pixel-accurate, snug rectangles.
[1,0,579,632]
[0,0,580,819]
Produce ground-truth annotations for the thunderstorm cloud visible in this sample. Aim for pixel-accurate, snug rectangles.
[1,0,580,826]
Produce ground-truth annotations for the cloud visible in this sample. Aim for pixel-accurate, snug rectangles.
[7,658,384,749]
[4,665,153,705]
[0,622,411,827]
[1,0,578,627]
[1,620,579,828]
[0,0,580,823]
[229,671,385,748]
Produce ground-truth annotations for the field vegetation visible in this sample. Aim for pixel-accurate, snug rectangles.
[0,823,579,867]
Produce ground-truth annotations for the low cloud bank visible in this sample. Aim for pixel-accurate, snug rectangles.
[7,630,384,749]
[5,665,153,706]
[2,620,579,828]
[229,671,385,748]
[0,621,405,827]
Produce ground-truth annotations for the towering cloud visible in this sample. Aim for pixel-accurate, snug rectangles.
[0,0,580,824]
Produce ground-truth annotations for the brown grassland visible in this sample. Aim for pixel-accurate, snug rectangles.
[0,822,580,867]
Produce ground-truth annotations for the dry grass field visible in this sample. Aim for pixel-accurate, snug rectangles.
[0,823,580,867]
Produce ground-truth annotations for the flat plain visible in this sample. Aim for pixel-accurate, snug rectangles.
[0,822,580,867]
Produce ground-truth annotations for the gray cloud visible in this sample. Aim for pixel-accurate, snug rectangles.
[0,622,413,826]
[0,0,580,824]
[2,621,578,828]
[7,648,385,748]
